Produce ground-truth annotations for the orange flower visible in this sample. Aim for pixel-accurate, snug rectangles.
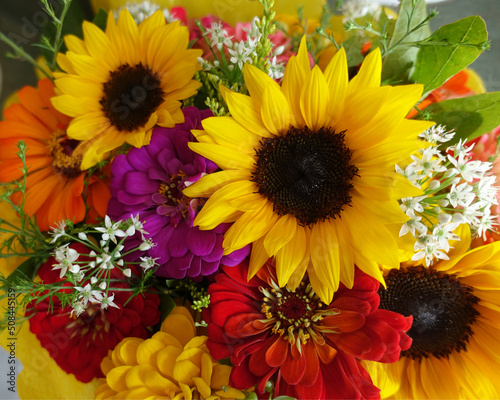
[0,78,110,231]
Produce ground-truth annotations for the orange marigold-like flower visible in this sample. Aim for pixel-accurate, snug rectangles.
[0,78,110,231]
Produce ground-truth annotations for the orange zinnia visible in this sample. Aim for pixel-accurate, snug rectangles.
[0,78,110,231]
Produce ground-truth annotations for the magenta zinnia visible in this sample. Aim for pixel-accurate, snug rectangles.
[108,107,249,278]
[204,261,412,399]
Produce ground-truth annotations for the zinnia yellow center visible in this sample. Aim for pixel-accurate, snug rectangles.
[251,126,358,226]
[260,280,338,348]
[100,63,164,132]
[378,266,480,360]
[48,129,83,178]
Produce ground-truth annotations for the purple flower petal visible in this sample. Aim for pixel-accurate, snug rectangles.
[220,245,251,266]
[186,256,202,278]
[168,221,189,258]
[187,227,216,256]
[125,171,159,195]
[200,259,221,275]
[202,234,224,263]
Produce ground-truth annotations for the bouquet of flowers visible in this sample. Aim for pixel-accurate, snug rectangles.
[1,0,500,399]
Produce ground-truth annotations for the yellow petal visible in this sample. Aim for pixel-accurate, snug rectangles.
[183,170,252,198]
[348,47,382,94]
[193,180,253,230]
[276,224,308,287]
[323,47,348,125]
[300,65,330,131]
[223,202,279,254]
[281,56,307,128]
[261,84,291,135]
[188,142,255,171]
[244,62,280,103]
[219,85,271,138]
[263,214,297,257]
[309,219,340,292]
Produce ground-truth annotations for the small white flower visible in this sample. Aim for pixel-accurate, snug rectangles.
[78,232,88,241]
[139,239,155,251]
[52,245,80,278]
[49,221,67,243]
[123,268,132,278]
[228,41,253,70]
[99,281,107,290]
[419,125,455,144]
[139,256,159,270]
[71,301,86,317]
[74,283,100,307]
[94,293,119,310]
[95,216,127,244]
[96,252,114,270]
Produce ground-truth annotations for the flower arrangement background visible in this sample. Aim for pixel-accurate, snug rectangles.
[1,0,500,400]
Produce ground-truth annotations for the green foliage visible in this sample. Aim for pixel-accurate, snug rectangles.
[93,8,108,31]
[381,0,431,84]
[418,93,500,146]
[412,16,488,96]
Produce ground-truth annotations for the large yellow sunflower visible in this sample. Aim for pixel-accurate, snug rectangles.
[365,230,500,399]
[51,9,202,170]
[184,37,433,303]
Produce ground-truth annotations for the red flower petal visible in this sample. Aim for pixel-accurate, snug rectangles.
[330,330,372,356]
[280,348,306,385]
[322,310,365,333]
[265,336,289,367]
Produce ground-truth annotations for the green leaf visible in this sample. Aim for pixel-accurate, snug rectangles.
[156,292,176,327]
[419,92,500,145]
[93,8,108,32]
[412,16,488,96]
[382,0,430,84]
[6,257,41,286]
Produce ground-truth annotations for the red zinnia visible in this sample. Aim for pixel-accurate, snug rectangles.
[204,261,412,399]
[26,243,160,383]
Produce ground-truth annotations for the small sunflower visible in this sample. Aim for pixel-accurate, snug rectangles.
[51,9,202,170]
[184,38,434,302]
[366,231,500,399]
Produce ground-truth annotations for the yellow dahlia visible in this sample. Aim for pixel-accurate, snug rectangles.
[365,233,500,399]
[95,306,244,400]
[184,38,434,303]
[51,9,202,170]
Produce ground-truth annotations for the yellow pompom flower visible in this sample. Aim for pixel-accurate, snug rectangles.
[184,37,434,303]
[95,306,245,400]
[51,9,202,170]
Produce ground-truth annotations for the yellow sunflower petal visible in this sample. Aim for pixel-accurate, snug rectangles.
[300,65,330,131]
[202,116,260,153]
[193,181,253,230]
[244,62,280,103]
[323,47,348,125]
[281,56,307,128]
[310,218,340,293]
[348,47,382,94]
[263,214,297,258]
[223,201,279,255]
[219,85,271,138]
[275,224,307,287]
[183,170,252,198]
[261,84,291,135]
[188,142,255,171]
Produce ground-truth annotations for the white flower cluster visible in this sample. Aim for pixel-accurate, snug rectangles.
[397,125,499,266]
[113,1,180,24]
[199,18,285,80]
[48,215,159,317]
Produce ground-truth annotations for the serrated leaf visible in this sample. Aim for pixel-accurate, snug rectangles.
[413,16,487,96]
[93,8,108,32]
[418,92,500,146]
[382,0,430,84]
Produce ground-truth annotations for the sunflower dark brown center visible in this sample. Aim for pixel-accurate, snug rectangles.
[100,63,164,132]
[378,266,479,360]
[252,127,357,226]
